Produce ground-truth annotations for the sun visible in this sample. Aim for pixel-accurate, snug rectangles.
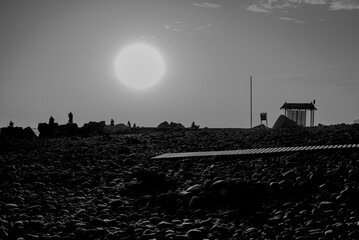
[114,43,165,90]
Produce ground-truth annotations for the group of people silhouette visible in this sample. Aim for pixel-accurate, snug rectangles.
[46,112,137,128]
[49,112,73,125]
[6,112,196,130]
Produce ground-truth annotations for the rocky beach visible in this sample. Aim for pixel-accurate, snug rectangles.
[1,124,359,240]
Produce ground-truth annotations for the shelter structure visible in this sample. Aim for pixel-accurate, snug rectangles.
[280,101,317,127]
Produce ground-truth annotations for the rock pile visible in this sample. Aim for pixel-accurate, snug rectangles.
[103,124,131,135]
[0,126,37,139]
[272,115,298,130]
[158,121,185,129]
[1,124,359,239]
[38,121,133,137]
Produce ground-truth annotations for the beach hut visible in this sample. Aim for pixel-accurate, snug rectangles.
[280,101,317,127]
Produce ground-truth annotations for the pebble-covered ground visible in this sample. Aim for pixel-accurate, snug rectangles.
[1,124,359,240]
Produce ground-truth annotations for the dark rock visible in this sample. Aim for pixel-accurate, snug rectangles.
[103,124,131,135]
[156,192,179,210]
[0,127,23,138]
[80,121,105,135]
[186,228,204,239]
[0,126,37,138]
[157,121,170,128]
[149,216,161,225]
[282,169,296,180]
[253,124,267,129]
[186,184,202,193]
[170,122,185,129]
[118,146,131,155]
[54,123,79,137]
[38,122,58,137]
[157,221,174,229]
[90,218,108,227]
[23,127,37,138]
[272,115,298,130]
[134,170,177,194]
[189,196,200,209]
[210,225,229,238]
[209,180,227,192]
[25,234,40,240]
[109,199,123,209]
[157,121,185,129]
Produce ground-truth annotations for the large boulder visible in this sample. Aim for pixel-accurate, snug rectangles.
[22,127,37,138]
[272,115,298,130]
[38,122,59,137]
[169,122,185,129]
[0,127,37,138]
[103,124,131,135]
[252,124,267,130]
[0,127,23,138]
[80,121,106,135]
[157,121,170,128]
[54,123,79,136]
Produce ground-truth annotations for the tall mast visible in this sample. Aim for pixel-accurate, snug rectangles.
[250,76,253,128]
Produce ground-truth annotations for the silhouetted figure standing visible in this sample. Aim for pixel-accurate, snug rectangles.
[127,121,131,128]
[191,121,199,129]
[9,121,14,128]
[49,116,55,125]
[68,112,73,124]
[133,123,137,128]
[110,119,114,126]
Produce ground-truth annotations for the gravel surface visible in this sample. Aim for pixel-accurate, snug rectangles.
[1,124,359,239]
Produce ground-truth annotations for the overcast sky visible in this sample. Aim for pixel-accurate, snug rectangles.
[0,0,358,128]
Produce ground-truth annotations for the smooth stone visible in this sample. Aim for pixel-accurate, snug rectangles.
[319,201,333,209]
[189,196,200,209]
[27,220,45,230]
[209,180,227,192]
[156,192,179,210]
[4,203,18,208]
[165,232,176,238]
[175,235,190,240]
[109,199,123,208]
[210,225,228,236]
[157,221,174,229]
[186,228,204,239]
[90,218,107,227]
[25,234,40,240]
[149,216,161,225]
[75,209,86,216]
[324,229,334,237]
[186,184,202,193]
[199,218,212,227]
[282,169,296,179]
[245,227,259,234]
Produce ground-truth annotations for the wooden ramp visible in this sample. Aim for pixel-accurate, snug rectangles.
[152,144,359,159]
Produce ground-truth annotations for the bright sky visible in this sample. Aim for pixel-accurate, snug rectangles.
[0,0,358,128]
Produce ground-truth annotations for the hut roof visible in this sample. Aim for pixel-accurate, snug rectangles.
[280,102,317,110]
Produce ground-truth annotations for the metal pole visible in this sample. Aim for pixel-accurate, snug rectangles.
[250,76,252,128]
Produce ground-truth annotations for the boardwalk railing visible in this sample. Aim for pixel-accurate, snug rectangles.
[152,144,359,159]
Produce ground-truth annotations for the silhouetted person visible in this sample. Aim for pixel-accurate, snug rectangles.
[9,121,14,128]
[110,119,114,126]
[49,116,55,125]
[133,123,137,128]
[191,122,199,129]
[127,121,131,128]
[68,112,73,124]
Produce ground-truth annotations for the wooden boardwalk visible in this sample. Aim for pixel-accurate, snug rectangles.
[152,144,359,159]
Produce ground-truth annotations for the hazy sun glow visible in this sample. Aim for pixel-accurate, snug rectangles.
[115,43,165,90]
